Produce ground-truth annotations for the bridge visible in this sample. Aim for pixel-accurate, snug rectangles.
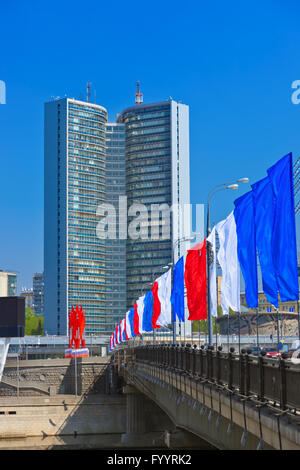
[112,344,300,450]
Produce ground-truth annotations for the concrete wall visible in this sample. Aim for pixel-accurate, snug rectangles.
[0,357,111,397]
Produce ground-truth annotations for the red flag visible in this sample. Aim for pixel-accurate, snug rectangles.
[151,282,161,329]
[115,326,119,344]
[184,239,207,320]
[133,303,140,335]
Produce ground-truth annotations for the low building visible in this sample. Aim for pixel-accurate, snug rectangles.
[0,271,17,297]
[240,291,299,314]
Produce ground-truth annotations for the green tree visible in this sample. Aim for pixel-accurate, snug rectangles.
[25,308,44,336]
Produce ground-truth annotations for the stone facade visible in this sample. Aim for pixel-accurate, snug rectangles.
[0,357,111,397]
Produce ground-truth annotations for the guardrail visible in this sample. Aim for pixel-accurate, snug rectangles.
[117,344,300,412]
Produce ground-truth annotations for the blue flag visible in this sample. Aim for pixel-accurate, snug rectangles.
[234,191,258,308]
[122,323,126,341]
[142,291,154,332]
[171,256,185,322]
[128,308,136,337]
[252,176,279,307]
[267,153,299,302]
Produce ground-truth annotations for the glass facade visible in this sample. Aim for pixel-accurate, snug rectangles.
[33,272,44,315]
[45,97,190,336]
[66,100,107,335]
[119,103,173,308]
[105,123,127,331]
[7,274,17,296]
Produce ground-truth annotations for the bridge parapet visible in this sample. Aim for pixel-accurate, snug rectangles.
[112,344,300,450]
[118,344,300,413]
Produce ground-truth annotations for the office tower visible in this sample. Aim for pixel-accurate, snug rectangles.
[118,99,191,319]
[32,272,44,316]
[104,123,127,331]
[44,98,107,335]
[0,270,17,297]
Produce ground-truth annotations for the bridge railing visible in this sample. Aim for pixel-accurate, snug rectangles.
[117,344,300,412]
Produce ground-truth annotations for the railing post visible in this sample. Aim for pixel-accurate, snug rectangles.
[175,344,179,370]
[200,345,204,378]
[181,343,185,371]
[258,351,266,401]
[216,346,222,385]
[245,349,251,396]
[208,345,214,381]
[186,343,191,373]
[192,345,197,376]
[279,353,288,410]
[228,347,235,391]
[239,349,246,396]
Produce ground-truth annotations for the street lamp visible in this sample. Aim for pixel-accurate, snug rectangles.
[171,233,202,344]
[151,265,171,344]
[206,178,249,346]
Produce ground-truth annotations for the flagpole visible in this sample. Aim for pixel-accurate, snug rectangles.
[256,307,259,350]
[276,308,280,354]
[206,200,213,346]
[298,300,300,343]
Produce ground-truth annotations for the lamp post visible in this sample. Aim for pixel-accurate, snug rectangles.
[206,178,249,346]
[172,234,202,345]
[150,265,170,344]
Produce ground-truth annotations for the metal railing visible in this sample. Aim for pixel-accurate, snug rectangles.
[117,344,300,413]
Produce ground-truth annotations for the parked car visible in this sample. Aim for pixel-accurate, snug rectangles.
[286,349,296,358]
[262,347,281,358]
[248,346,262,356]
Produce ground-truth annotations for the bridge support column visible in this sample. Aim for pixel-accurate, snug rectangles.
[121,385,148,446]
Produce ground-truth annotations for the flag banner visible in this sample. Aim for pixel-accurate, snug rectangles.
[216,211,240,314]
[151,282,161,329]
[207,227,217,317]
[133,303,140,335]
[156,268,172,327]
[118,322,122,343]
[124,317,130,341]
[137,295,146,334]
[234,191,258,308]
[184,239,207,320]
[115,326,119,345]
[171,256,185,322]
[127,309,135,338]
[143,291,154,332]
[121,319,126,341]
[267,153,299,302]
[251,177,279,307]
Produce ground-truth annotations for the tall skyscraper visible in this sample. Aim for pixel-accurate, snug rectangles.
[118,99,191,313]
[104,123,127,331]
[44,93,191,337]
[44,98,108,335]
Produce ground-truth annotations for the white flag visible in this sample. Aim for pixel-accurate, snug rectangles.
[137,295,145,333]
[216,211,240,315]
[207,226,217,317]
[125,310,132,339]
[156,268,172,327]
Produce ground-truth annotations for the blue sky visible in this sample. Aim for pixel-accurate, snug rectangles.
[0,0,300,290]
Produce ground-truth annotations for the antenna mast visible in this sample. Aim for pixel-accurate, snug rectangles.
[135,81,143,106]
[87,82,91,103]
